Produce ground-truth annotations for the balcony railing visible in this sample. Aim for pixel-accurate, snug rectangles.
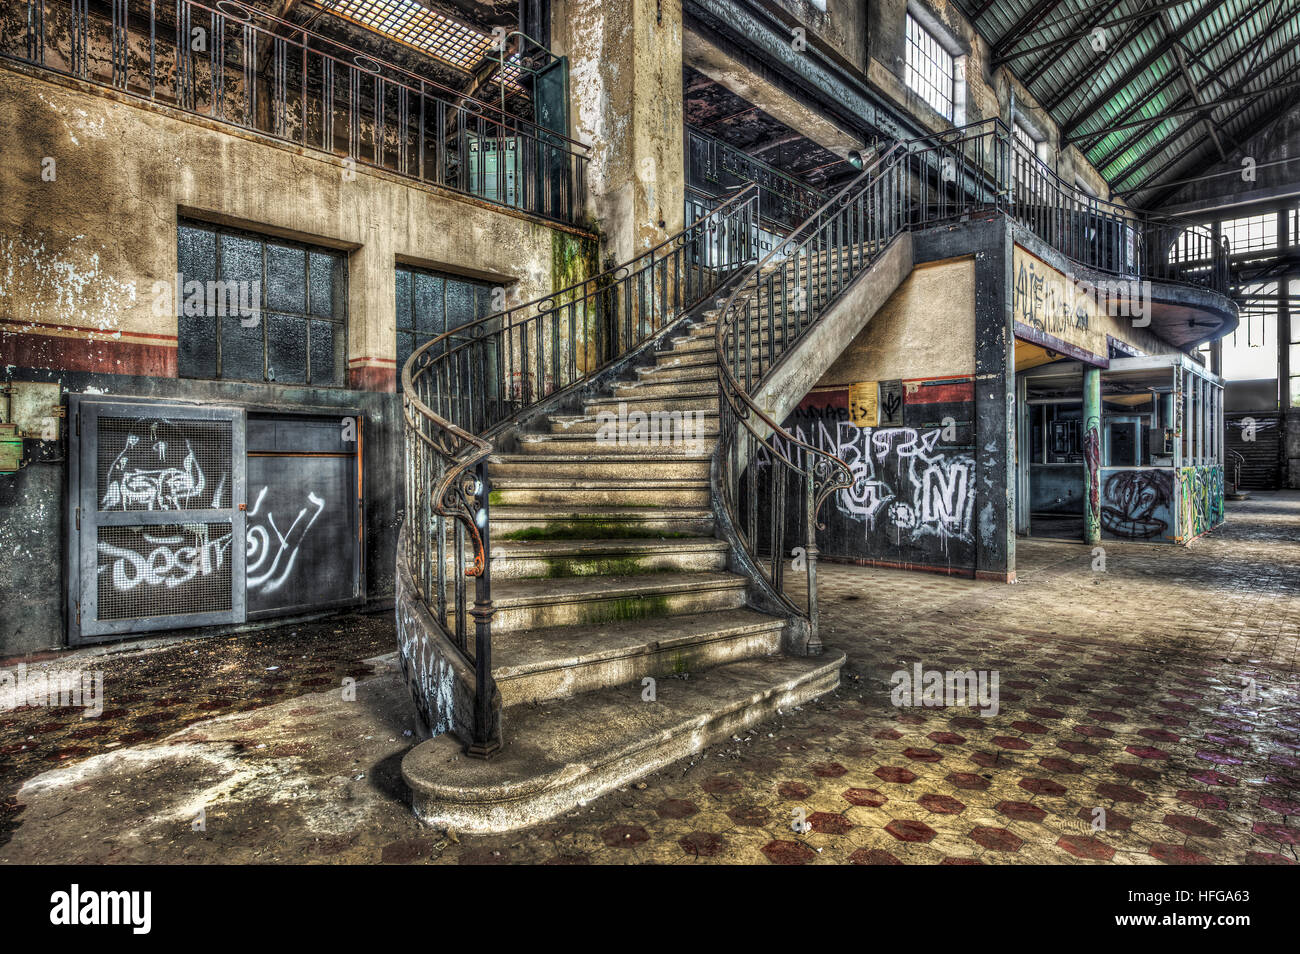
[1,0,588,225]
[401,186,759,753]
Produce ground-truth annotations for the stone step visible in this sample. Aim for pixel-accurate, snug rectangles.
[634,362,718,383]
[611,377,716,399]
[544,410,719,435]
[493,608,786,706]
[489,454,710,481]
[514,432,715,456]
[489,477,711,508]
[490,504,715,540]
[582,393,719,415]
[483,536,730,580]
[449,570,748,633]
[652,347,718,370]
[402,649,846,832]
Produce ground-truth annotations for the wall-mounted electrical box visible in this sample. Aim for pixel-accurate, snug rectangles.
[0,423,21,473]
[4,381,62,440]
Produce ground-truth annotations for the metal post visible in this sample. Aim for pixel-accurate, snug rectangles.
[804,467,822,656]
[1083,364,1102,546]
[467,458,500,758]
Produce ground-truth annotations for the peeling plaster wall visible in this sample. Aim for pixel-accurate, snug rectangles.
[0,65,592,382]
[554,0,685,264]
[816,257,977,386]
[0,64,599,656]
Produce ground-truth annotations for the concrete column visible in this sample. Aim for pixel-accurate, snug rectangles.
[973,221,1015,582]
[1083,364,1101,546]
[552,0,685,265]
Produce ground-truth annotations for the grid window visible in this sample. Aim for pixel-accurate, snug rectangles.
[177,222,347,387]
[1223,281,1279,382]
[312,0,522,88]
[1168,223,1214,263]
[396,265,497,389]
[905,13,954,121]
[1290,278,1300,408]
[1219,213,1278,254]
[1013,121,1037,153]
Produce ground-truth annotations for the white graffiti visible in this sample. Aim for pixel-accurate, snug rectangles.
[98,526,234,590]
[773,420,975,548]
[245,486,326,594]
[100,424,224,511]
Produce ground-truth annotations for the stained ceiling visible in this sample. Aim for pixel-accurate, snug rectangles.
[956,0,1300,209]
[683,67,858,192]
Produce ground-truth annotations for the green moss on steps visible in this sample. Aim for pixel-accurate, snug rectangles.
[580,594,673,625]
[499,519,696,541]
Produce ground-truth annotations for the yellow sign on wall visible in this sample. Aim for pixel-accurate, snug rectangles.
[1012,245,1106,361]
[848,381,878,427]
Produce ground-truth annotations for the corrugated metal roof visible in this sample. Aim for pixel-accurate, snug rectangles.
[959,0,1300,207]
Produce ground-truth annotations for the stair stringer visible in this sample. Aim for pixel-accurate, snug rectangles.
[709,233,915,652]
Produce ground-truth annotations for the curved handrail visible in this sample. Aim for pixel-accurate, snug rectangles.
[401,184,761,752]
[713,145,907,637]
[712,119,1235,646]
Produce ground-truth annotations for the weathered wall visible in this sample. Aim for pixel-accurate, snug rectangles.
[817,257,976,385]
[0,65,590,389]
[770,247,986,576]
[0,63,600,656]
[554,0,686,264]
[774,379,978,574]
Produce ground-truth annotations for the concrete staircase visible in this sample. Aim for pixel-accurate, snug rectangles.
[402,303,845,832]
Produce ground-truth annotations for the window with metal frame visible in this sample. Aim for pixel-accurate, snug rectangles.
[905,13,955,121]
[395,265,499,389]
[177,222,348,387]
[1219,213,1278,254]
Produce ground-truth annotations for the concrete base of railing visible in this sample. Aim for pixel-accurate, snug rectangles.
[395,526,500,748]
[401,649,844,833]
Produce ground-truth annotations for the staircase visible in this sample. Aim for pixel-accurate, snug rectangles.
[398,127,1084,831]
[400,294,845,832]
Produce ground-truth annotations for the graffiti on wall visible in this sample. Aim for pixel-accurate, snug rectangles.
[245,486,326,595]
[94,418,326,605]
[1178,465,1225,541]
[771,381,977,568]
[1099,469,1174,540]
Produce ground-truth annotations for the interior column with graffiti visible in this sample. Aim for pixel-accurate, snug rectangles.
[1083,365,1102,546]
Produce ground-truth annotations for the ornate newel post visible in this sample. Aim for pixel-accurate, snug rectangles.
[1083,365,1102,547]
[804,467,822,656]
[467,458,501,758]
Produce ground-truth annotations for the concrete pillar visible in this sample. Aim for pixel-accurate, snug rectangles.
[552,0,685,265]
[1083,364,1101,546]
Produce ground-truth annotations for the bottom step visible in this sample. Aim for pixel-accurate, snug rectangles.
[402,650,845,833]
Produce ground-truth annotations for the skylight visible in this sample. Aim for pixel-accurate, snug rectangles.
[311,0,500,75]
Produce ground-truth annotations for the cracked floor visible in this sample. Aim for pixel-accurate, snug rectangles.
[1,492,1297,864]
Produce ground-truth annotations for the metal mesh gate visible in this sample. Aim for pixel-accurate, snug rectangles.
[69,398,246,643]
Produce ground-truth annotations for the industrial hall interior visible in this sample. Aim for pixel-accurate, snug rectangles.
[1,0,1298,867]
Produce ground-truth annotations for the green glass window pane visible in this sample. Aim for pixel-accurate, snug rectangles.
[414,272,444,335]
[220,233,262,286]
[266,244,306,314]
[310,250,344,318]
[178,313,217,378]
[395,268,413,330]
[309,320,344,387]
[268,313,308,384]
[221,312,265,382]
[178,225,216,285]
[446,279,475,330]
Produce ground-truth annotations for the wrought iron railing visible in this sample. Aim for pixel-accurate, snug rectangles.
[714,120,1233,647]
[686,123,829,232]
[401,186,759,753]
[1,0,588,224]
[715,145,907,649]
